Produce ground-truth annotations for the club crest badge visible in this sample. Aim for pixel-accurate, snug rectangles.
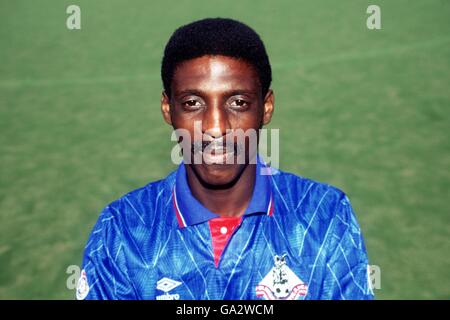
[256,254,308,300]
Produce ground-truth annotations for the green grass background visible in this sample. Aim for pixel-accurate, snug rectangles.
[0,0,449,299]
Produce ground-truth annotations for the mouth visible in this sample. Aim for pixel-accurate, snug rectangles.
[191,140,242,165]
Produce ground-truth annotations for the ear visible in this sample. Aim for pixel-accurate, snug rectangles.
[161,91,172,125]
[262,89,274,126]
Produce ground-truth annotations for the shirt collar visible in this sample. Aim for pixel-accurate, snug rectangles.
[173,155,273,228]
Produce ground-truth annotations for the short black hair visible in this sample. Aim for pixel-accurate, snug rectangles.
[161,17,272,98]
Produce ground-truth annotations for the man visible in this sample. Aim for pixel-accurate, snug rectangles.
[78,18,373,300]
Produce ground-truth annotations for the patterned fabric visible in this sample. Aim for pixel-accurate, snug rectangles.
[79,157,374,300]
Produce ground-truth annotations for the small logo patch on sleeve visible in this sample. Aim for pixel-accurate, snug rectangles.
[76,270,90,300]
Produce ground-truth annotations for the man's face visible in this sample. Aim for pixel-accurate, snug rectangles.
[161,55,274,187]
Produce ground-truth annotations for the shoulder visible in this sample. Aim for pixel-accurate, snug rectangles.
[107,170,176,224]
[270,169,368,259]
[270,169,352,222]
[84,170,177,251]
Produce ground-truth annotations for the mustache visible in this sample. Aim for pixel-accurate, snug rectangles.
[191,139,244,154]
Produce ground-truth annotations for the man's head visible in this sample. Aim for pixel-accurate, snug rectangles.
[161,18,274,188]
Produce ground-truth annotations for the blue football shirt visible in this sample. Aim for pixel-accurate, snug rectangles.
[78,157,374,300]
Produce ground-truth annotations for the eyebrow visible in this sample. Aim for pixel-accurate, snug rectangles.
[174,89,256,98]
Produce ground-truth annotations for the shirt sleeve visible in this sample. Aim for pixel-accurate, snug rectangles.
[321,193,374,300]
[77,206,137,300]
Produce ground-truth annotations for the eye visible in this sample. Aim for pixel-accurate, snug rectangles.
[228,98,249,110]
[181,99,204,110]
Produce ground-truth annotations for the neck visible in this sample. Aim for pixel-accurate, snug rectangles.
[185,164,256,217]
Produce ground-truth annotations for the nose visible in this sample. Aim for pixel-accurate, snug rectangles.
[202,99,230,139]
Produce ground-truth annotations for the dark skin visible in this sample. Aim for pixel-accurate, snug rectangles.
[161,55,274,217]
